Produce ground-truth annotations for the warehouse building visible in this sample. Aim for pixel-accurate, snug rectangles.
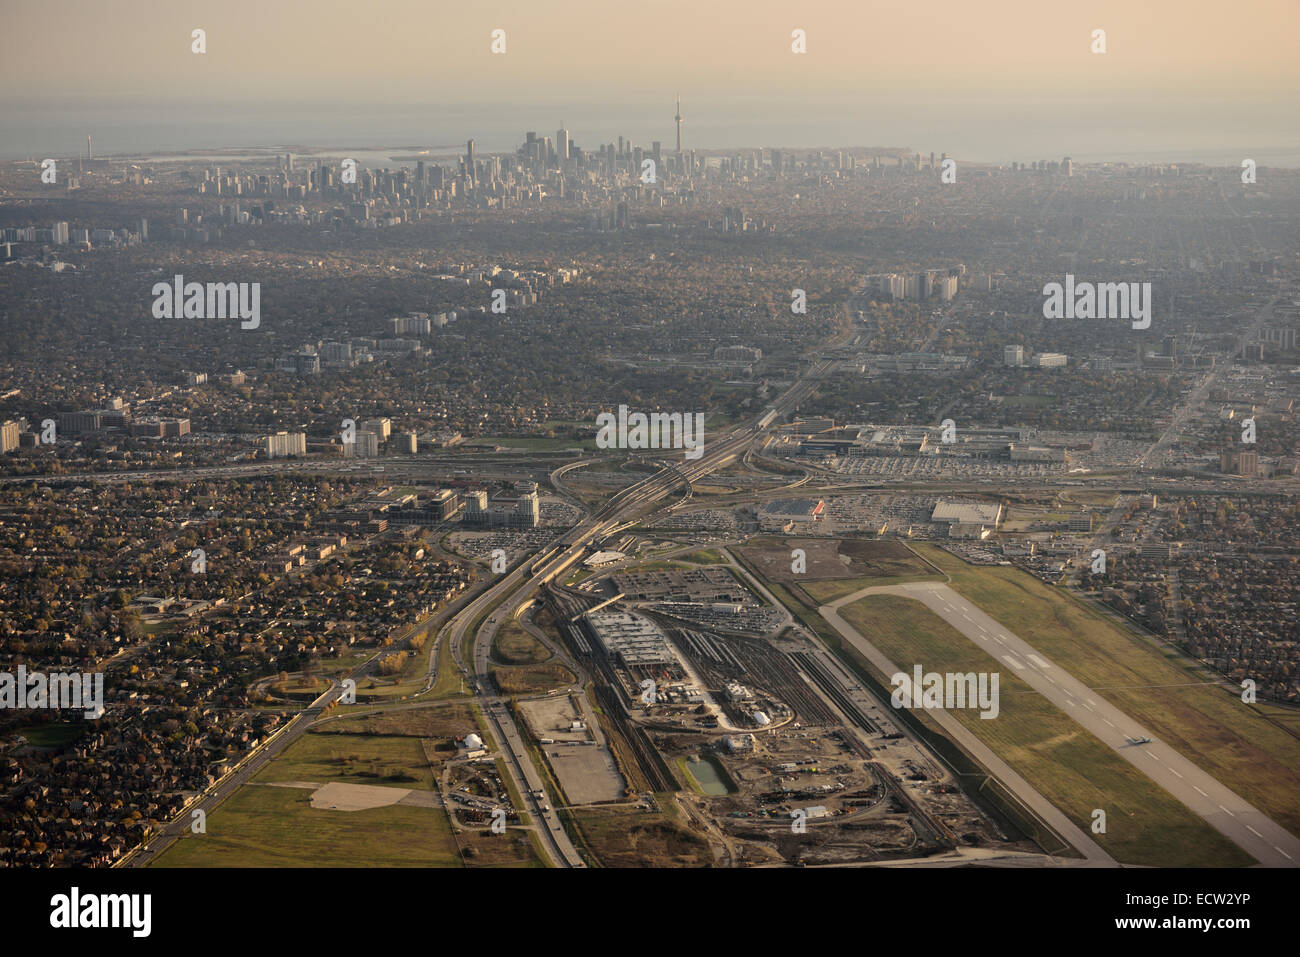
[931,500,1002,527]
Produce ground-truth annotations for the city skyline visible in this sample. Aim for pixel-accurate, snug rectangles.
[7,96,1300,170]
[3,1,1300,164]
[1,0,1297,924]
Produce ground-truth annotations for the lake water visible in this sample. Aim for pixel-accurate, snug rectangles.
[5,97,1298,167]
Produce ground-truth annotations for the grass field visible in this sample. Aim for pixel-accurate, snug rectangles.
[799,573,942,604]
[731,536,943,605]
[11,722,85,748]
[251,727,438,789]
[838,594,1253,867]
[1058,490,1121,507]
[321,702,479,742]
[152,785,462,868]
[427,633,467,699]
[679,548,726,565]
[491,618,552,665]
[492,662,575,695]
[737,536,940,587]
[153,701,546,867]
[347,668,430,702]
[153,724,456,867]
[627,560,689,572]
[915,544,1300,838]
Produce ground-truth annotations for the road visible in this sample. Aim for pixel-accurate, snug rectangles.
[1,451,573,487]
[117,682,345,867]
[119,600,443,867]
[1133,294,1278,470]
[440,362,833,866]
[830,580,1300,867]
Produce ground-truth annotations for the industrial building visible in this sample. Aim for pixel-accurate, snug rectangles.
[757,498,825,532]
[582,610,681,670]
[931,500,1002,527]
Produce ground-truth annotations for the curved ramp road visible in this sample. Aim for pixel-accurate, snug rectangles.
[441,361,834,866]
[828,581,1300,868]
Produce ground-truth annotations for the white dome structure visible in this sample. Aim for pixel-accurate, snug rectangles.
[464,733,483,750]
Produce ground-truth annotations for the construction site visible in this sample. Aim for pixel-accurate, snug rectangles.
[498,536,1037,866]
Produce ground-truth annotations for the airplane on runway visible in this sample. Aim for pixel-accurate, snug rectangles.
[1126,736,1152,746]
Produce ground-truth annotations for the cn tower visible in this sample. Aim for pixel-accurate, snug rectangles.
[674,93,683,153]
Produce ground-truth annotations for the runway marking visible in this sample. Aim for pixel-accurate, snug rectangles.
[1086,699,1097,707]
[1247,826,1263,838]
[1218,805,1236,817]
[1027,654,1050,669]
[1277,847,1294,861]
[1145,750,1159,761]
[1102,718,1115,728]
[1194,786,1209,797]
[1002,655,1025,670]
[1169,768,1183,779]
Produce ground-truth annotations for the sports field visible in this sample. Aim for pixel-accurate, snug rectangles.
[153,704,540,867]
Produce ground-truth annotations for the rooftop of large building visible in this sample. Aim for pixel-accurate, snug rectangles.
[931,500,1002,526]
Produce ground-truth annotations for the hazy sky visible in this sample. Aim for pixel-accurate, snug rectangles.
[3,0,1298,160]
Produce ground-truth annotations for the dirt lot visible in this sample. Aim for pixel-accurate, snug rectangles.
[568,803,713,867]
[518,696,586,741]
[305,781,441,811]
[518,695,626,804]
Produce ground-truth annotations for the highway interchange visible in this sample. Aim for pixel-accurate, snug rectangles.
[105,347,1299,869]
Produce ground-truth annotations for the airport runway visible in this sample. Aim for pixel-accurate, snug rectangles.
[829,581,1300,867]
[817,602,1115,864]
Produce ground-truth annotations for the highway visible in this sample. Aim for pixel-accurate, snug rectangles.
[440,361,831,866]
[0,451,572,487]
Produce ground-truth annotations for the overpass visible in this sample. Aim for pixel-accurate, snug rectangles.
[443,358,831,866]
